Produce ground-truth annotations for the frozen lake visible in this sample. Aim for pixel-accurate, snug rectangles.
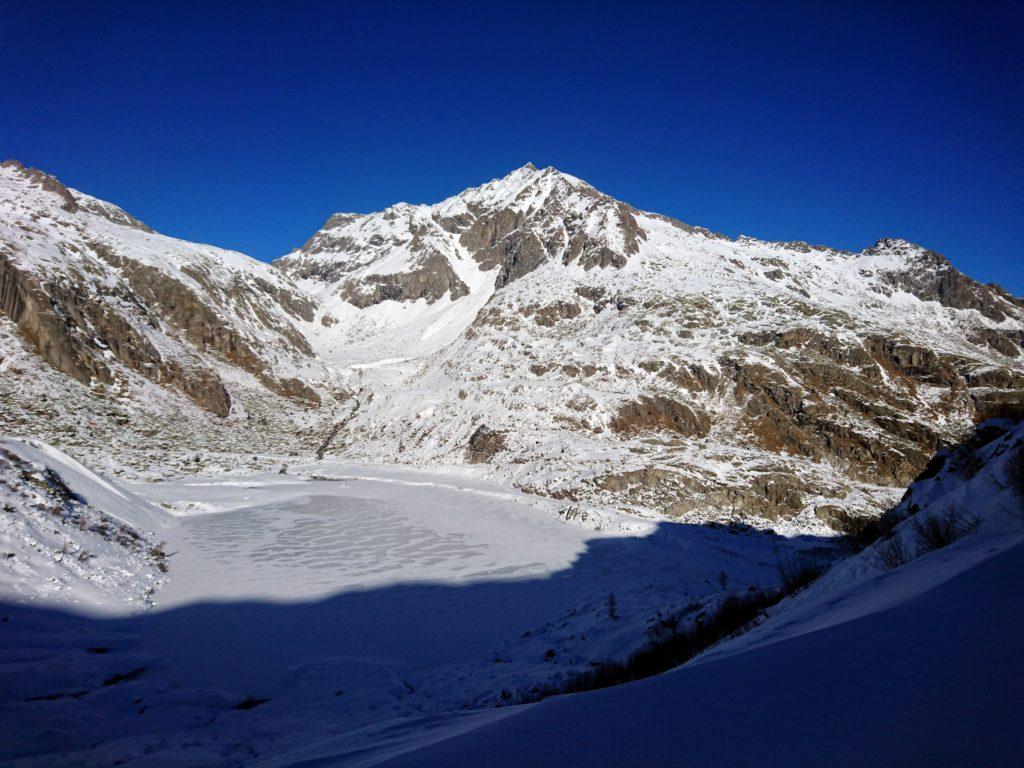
[3,462,826,766]
[141,469,596,607]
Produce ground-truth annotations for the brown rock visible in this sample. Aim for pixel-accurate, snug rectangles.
[610,395,711,438]
[466,424,507,463]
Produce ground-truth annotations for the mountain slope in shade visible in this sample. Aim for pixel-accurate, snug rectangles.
[371,421,1024,768]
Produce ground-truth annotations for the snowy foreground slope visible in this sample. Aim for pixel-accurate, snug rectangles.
[1,423,1021,766]
[365,421,1024,767]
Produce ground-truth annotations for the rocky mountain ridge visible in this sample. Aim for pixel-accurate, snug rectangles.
[2,160,1023,529]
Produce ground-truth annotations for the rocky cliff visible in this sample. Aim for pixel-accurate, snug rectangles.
[0,160,338,471]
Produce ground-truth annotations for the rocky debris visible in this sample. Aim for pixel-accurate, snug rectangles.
[610,395,711,438]
[574,285,607,310]
[259,375,321,406]
[466,424,506,464]
[532,301,582,326]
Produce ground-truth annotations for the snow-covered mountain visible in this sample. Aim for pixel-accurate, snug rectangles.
[2,160,1024,527]
[1,157,1022,763]
[277,163,1024,528]
[0,160,342,474]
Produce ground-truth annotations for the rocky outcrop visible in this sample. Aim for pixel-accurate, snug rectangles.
[1,160,78,213]
[592,466,806,521]
[867,239,1017,322]
[0,251,232,416]
[532,301,582,326]
[610,395,711,438]
[470,224,549,290]
[725,344,951,486]
[466,424,506,463]
[971,390,1024,421]
[970,328,1020,358]
[341,251,469,307]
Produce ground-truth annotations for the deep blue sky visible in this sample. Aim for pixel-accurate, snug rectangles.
[3,1,1022,292]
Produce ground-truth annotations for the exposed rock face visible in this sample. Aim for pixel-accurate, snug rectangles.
[0,249,233,416]
[610,396,711,438]
[866,238,1019,322]
[466,424,506,463]
[970,328,1020,358]
[0,161,327,419]
[341,251,469,308]
[276,165,649,312]
[971,390,1024,421]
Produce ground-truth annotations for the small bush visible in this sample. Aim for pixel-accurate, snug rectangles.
[835,512,900,554]
[777,556,824,594]
[1008,446,1024,509]
[520,561,826,704]
[606,593,618,621]
[956,450,984,480]
[877,536,909,570]
[913,509,963,554]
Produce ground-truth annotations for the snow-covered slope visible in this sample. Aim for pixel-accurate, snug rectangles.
[0,405,1020,765]
[0,160,345,472]
[370,420,1024,767]
[0,438,168,610]
[0,454,831,767]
